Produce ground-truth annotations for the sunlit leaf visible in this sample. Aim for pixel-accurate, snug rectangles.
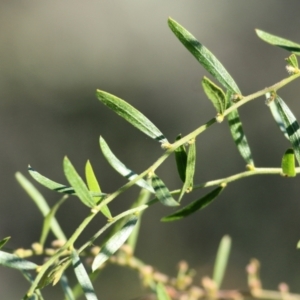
[100,136,154,193]
[213,235,231,288]
[39,196,68,246]
[202,76,226,114]
[92,216,138,271]
[281,149,296,177]
[96,90,169,144]
[63,157,96,208]
[15,172,66,242]
[151,174,179,207]
[0,250,38,270]
[256,29,300,55]
[85,160,112,218]
[272,95,300,165]
[174,134,187,183]
[168,18,254,166]
[156,282,171,300]
[161,185,225,222]
[168,17,241,93]
[28,166,76,195]
[178,140,196,202]
[72,251,98,300]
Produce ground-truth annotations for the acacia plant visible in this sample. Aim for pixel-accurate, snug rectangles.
[1,17,300,300]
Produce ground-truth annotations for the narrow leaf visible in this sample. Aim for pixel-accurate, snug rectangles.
[168,18,254,165]
[85,160,112,218]
[174,134,187,182]
[0,237,10,249]
[15,172,66,242]
[178,140,196,202]
[266,93,289,139]
[256,29,300,55]
[151,174,179,207]
[60,274,75,300]
[126,186,151,251]
[28,166,76,195]
[0,250,38,270]
[72,251,98,300]
[226,92,254,166]
[92,216,138,271]
[161,185,225,222]
[213,235,231,288]
[100,136,154,193]
[168,18,241,93]
[39,196,68,246]
[96,90,169,144]
[63,157,96,208]
[202,76,226,114]
[156,282,171,300]
[281,149,296,177]
[272,95,300,165]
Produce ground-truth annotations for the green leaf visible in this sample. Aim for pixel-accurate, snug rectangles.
[272,95,300,165]
[266,93,289,139]
[213,235,231,288]
[178,140,196,202]
[72,251,98,300]
[63,157,96,208]
[161,185,225,222]
[174,134,188,182]
[39,196,68,246]
[28,166,76,195]
[226,92,254,166]
[0,237,10,250]
[92,216,138,271]
[100,136,154,193]
[202,76,226,114]
[96,90,169,144]
[0,250,38,270]
[168,17,241,94]
[167,18,253,165]
[256,29,300,55]
[281,149,296,177]
[286,54,299,69]
[126,187,151,252]
[15,172,66,242]
[85,160,112,219]
[60,274,75,300]
[156,282,171,300]
[151,174,179,207]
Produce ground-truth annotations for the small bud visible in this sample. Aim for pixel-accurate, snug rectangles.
[246,164,255,171]
[231,93,243,103]
[161,142,172,149]
[216,114,224,123]
[286,65,298,75]
[278,282,289,293]
[51,239,65,249]
[265,92,276,106]
[31,242,43,255]
[90,246,100,256]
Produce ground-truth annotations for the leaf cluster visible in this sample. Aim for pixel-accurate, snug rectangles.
[1,17,300,300]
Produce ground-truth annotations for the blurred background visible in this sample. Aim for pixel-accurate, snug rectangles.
[1,1,300,299]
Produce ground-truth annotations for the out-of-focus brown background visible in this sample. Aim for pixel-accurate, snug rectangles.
[1,1,300,299]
